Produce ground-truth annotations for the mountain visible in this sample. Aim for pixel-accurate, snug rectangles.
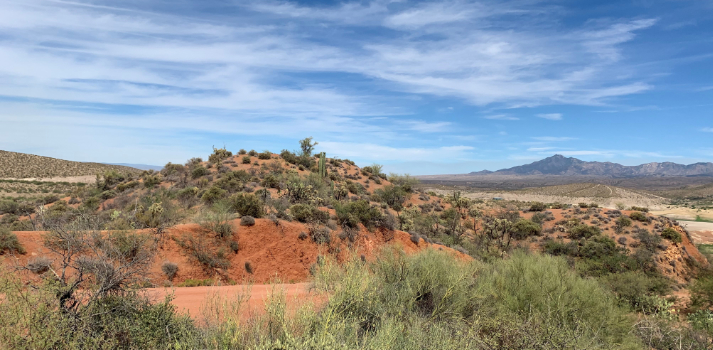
[0,150,142,178]
[470,155,713,177]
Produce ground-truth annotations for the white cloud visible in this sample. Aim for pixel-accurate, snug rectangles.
[384,2,475,29]
[0,0,664,164]
[484,115,519,120]
[702,127,713,132]
[556,150,612,156]
[536,113,562,120]
[527,147,557,152]
[532,136,576,142]
[0,0,658,114]
[318,142,474,162]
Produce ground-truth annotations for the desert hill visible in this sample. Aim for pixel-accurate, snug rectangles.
[471,154,713,177]
[0,150,142,179]
[3,142,713,348]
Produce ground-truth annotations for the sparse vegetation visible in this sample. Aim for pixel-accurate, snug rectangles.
[660,227,682,243]
[0,227,25,254]
[1,140,712,348]
[162,261,179,280]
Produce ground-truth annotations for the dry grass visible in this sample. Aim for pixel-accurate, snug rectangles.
[0,150,141,179]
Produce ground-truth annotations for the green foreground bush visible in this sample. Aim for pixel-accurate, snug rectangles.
[2,248,646,349]
[7,244,710,349]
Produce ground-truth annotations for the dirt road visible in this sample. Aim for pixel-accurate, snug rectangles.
[146,283,316,319]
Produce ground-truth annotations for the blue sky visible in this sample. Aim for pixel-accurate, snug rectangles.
[0,0,712,175]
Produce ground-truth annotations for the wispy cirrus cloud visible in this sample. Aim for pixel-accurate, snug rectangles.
[318,141,474,162]
[701,127,713,132]
[536,113,562,120]
[0,0,671,169]
[484,115,519,120]
[532,136,576,142]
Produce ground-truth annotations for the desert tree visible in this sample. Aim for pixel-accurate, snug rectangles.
[36,215,156,315]
[298,137,318,158]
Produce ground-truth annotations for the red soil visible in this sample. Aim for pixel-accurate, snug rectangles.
[5,219,469,287]
[145,282,317,320]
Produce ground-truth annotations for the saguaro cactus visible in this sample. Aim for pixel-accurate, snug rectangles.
[318,152,327,178]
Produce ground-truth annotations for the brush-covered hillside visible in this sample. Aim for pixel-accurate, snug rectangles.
[0,150,141,179]
[0,139,707,285]
[3,139,713,348]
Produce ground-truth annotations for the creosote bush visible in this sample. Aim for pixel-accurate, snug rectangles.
[258,150,272,160]
[661,227,682,243]
[229,193,264,218]
[240,216,255,226]
[162,261,179,281]
[290,204,329,224]
[511,219,542,240]
[629,211,648,222]
[569,224,601,239]
[529,202,546,211]
[0,227,25,254]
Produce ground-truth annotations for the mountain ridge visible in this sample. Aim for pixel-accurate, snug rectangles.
[470,154,713,177]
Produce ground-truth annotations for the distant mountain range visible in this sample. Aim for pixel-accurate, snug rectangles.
[470,155,713,177]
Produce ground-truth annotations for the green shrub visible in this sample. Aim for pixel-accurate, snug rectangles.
[229,193,264,218]
[177,186,199,201]
[635,228,661,252]
[304,249,639,349]
[280,149,298,164]
[630,206,649,213]
[248,150,258,157]
[143,174,161,188]
[81,196,101,211]
[600,271,671,314]
[116,180,139,192]
[373,185,408,210]
[569,224,601,239]
[290,204,329,224]
[241,156,251,164]
[387,174,419,192]
[208,147,232,164]
[0,227,25,254]
[542,240,578,256]
[162,261,179,281]
[261,174,280,189]
[578,203,589,208]
[334,200,383,229]
[100,190,117,200]
[176,235,230,271]
[615,216,632,232]
[579,235,619,259]
[0,285,197,349]
[529,202,546,211]
[201,186,227,204]
[691,273,713,310]
[238,149,247,155]
[512,219,542,240]
[198,204,233,239]
[661,227,682,243]
[191,166,209,179]
[346,181,364,195]
[240,216,255,226]
[258,150,272,160]
[629,211,648,222]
